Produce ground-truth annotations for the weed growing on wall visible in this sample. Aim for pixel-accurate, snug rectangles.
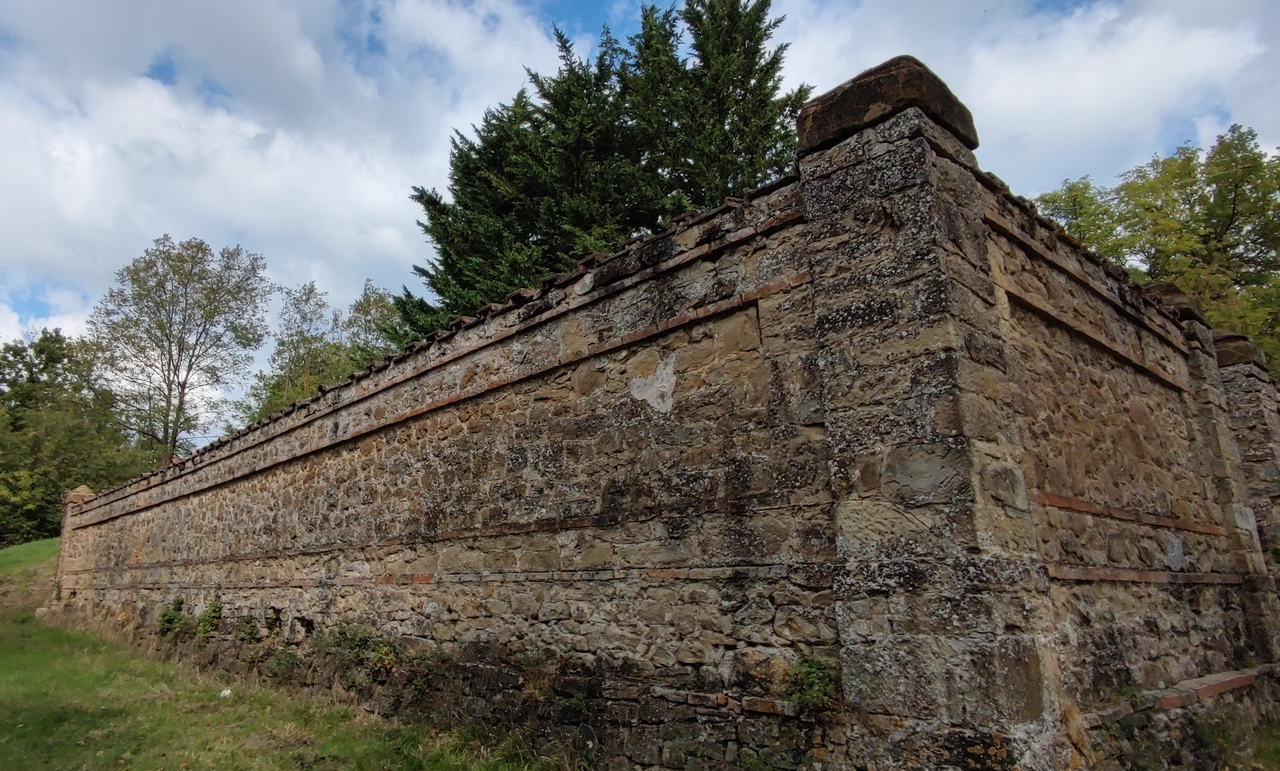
[197,597,222,641]
[235,614,257,643]
[263,646,302,679]
[312,621,404,687]
[783,656,839,713]
[157,597,195,639]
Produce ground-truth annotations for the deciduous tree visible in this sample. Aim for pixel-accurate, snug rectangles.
[236,280,400,425]
[90,235,272,461]
[1038,125,1280,374]
[0,330,149,545]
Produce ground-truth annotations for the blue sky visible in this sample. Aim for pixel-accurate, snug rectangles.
[0,0,1276,345]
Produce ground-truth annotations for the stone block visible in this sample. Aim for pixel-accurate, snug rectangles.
[797,56,979,154]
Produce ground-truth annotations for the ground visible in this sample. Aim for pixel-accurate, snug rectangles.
[0,538,561,771]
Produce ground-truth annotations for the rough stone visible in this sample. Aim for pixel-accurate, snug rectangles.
[54,53,1280,771]
[797,55,979,154]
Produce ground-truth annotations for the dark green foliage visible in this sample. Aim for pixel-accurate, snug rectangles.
[312,621,403,685]
[393,0,810,343]
[197,598,222,641]
[783,656,839,712]
[677,0,811,208]
[1038,125,1280,375]
[235,614,258,643]
[158,597,195,639]
[263,646,303,679]
[0,330,151,546]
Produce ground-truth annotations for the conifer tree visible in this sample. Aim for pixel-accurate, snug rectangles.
[393,0,810,342]
[679,0,811,208]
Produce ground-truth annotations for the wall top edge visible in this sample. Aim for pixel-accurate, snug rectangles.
[68,178,806,512]
[67,56,1230,513]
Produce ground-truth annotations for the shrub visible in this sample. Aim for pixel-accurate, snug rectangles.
[158,597,195,639]
[197,598,222,641]
[236,614,258,643]
[313,621,402,682]
[784,656,839,712]
[263,647,302,680]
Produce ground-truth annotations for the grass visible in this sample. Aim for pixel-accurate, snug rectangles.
[1262,721,1280,769]
[0,539,555,771]
[0,536,59,580]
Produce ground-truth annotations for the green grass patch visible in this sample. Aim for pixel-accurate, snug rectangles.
[0,540,556,770]
[1260,720,1280,769]
[0,537,59,581]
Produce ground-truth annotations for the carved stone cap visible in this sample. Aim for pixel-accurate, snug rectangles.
[65,485,95,506]
[796,55,978,155]
[1141,281,1209,326]
[1213,329,1268,371]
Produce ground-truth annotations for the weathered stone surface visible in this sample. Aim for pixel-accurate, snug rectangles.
[55,53,1280,770]
[1143,279,1211,325]
[1215,329,1268,370]
[796,55,979,154]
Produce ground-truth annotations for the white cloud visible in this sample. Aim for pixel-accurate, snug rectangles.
[775,0,1274,193]
[0,0,561,339]
[967,5,1259,189]
[0,305,21,344]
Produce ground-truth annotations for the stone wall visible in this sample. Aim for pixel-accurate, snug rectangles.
[57,56,1280,769]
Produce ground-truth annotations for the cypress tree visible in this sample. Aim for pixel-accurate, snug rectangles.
[679,0,811,208]
[393,1,810,342]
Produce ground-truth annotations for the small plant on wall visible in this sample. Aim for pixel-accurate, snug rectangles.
[158,597,195,639]
[784,656,840,713]
[197,598,222,642]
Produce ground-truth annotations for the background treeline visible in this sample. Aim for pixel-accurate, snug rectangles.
[0,239,399,547]
[0,331,151,545]
[1037,125,1280,375]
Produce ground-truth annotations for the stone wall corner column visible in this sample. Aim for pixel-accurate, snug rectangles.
[1146,280,1280,661]
[58,485,95,600]
[1212,328,1280,660]
[796,56,1052,764]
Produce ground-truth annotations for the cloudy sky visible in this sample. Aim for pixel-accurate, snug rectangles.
[0,0,1276,345]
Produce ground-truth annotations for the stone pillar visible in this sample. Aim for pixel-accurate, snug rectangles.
[1212,329,1280,664]
[797,57,1052,764]
[1215,330,1280,575]
[58,485,95,599]
[1144,284,1280,664]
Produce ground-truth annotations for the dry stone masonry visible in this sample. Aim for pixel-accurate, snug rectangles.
[56,56,1280,769]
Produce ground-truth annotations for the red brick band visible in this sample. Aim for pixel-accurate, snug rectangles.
[63,561,825,591]
[1030,490,1225,536]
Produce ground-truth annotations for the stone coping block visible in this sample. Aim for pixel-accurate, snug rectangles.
[1214,329,1269,371]
[1143,280,1210,326]
[1083,667,1264,727]
[796,54,979,154]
